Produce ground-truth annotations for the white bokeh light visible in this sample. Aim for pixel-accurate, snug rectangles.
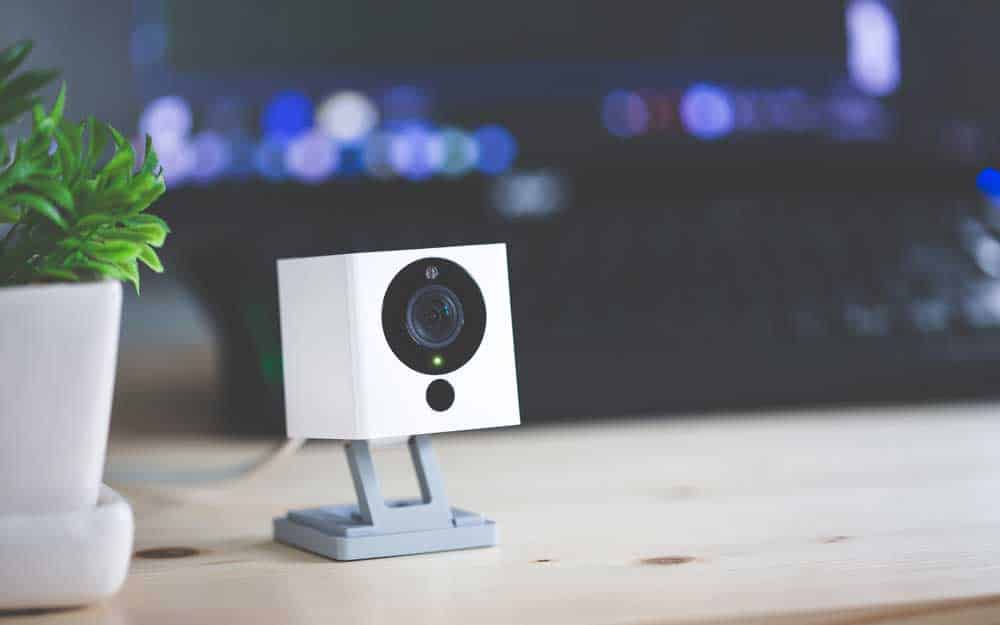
[155,139,196,187]
[317,91,379,143]
[139,95,193,153]
[847,0,900,97]
[285,129,339,183]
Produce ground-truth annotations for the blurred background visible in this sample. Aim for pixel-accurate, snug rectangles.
[6,1,1000,436]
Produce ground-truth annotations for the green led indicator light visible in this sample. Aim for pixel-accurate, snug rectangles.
[432,355,444,368]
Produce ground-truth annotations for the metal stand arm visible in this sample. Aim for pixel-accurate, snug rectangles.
[345,435,454,532]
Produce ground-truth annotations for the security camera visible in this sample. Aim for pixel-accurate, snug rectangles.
[273,243,520,560]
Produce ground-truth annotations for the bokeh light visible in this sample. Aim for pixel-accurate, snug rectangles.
[680,84,735,141]
[254,137,290,181]
[226,133,257,180]
[847,0,900,97]
[317,91,379,143]
[473,125,517,175]
[490,170,568,221]
[285,129,338,183]
[438,128,479,177]
[155,139,197,187]
[139,95,192,153]
[362,131,396,179]
[602,90,649,138]
[190,131,232,184]
[827,93,889,140]
[262,91,313,140]
[389,125,437,181]
[337,145,365,177]
[977,168,1000,197]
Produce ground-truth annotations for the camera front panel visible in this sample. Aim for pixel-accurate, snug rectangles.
[382,257,486,375]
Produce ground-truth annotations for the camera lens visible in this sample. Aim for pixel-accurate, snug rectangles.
[383,257,486,375]
[405,285,465,349]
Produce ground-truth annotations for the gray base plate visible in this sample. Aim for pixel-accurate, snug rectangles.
[274,507,497,561]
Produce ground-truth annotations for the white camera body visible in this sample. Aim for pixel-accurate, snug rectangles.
[277,243,520,440]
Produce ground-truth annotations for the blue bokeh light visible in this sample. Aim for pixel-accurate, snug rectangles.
[680,84,735,141]
[389,124,437,181]
[285,129,339,183]
[262,91,313,139]
[254,137,290,181]
[338,145,365,178]
[190,131,232,184]
[474,125,517,175]
[602,90,649,138]
[226,133,258,180]
[977,168,1000,197]
[362,131,396,179]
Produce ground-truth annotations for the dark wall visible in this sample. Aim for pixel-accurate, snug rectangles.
[1,1,136,130]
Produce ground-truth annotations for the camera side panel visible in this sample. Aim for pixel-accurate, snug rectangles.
[277,255,360,439]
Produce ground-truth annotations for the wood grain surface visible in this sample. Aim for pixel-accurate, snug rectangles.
[6,402,1000,625]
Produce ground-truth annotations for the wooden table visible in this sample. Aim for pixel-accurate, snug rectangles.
[10,402,1000,624]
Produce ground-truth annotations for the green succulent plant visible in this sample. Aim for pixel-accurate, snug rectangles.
[0,40,168,293]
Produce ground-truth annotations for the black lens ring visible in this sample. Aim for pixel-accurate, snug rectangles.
[382,257,486,375]
[405,284,465,349]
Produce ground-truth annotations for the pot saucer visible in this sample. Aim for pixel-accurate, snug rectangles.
[0,485,133,610]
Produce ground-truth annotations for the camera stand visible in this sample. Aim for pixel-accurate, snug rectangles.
[273,434,496,560]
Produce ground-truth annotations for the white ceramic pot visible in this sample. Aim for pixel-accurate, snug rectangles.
[0,281,122,515]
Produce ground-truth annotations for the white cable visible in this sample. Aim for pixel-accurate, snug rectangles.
[104,437,307,504]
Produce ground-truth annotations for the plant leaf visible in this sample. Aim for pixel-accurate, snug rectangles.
[0,96,33,127]
[75,213,116,229]
[35,266,79,281]
[84,238,141,263]
[139,135,159,176]
[99,126,135,181]
[129,222,168,246]
[100,152,133,184]
[0,49,167,294]
[101,229,147,244]
[137,243,163,273]
[52,126,77,178]
[0,69,58,102]
[56,236,83,250]
[31,101,45,129]
[124,213,170,231]
[0,199,19,222]
[0,41,32,82]
[84,117,108,173]
[22,178,73,213]
[116,259,139,293]
[129,184,166,215]
[49,82,66,126]
[58,118,83,163]
[72,257,129,282]
[9,192,66,229]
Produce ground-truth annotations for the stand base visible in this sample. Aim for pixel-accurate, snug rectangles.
[0,485,134,610]
[274,503,497,561]
[274,436,497,560]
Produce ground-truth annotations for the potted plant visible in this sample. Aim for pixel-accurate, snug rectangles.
[0,40,168,608]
